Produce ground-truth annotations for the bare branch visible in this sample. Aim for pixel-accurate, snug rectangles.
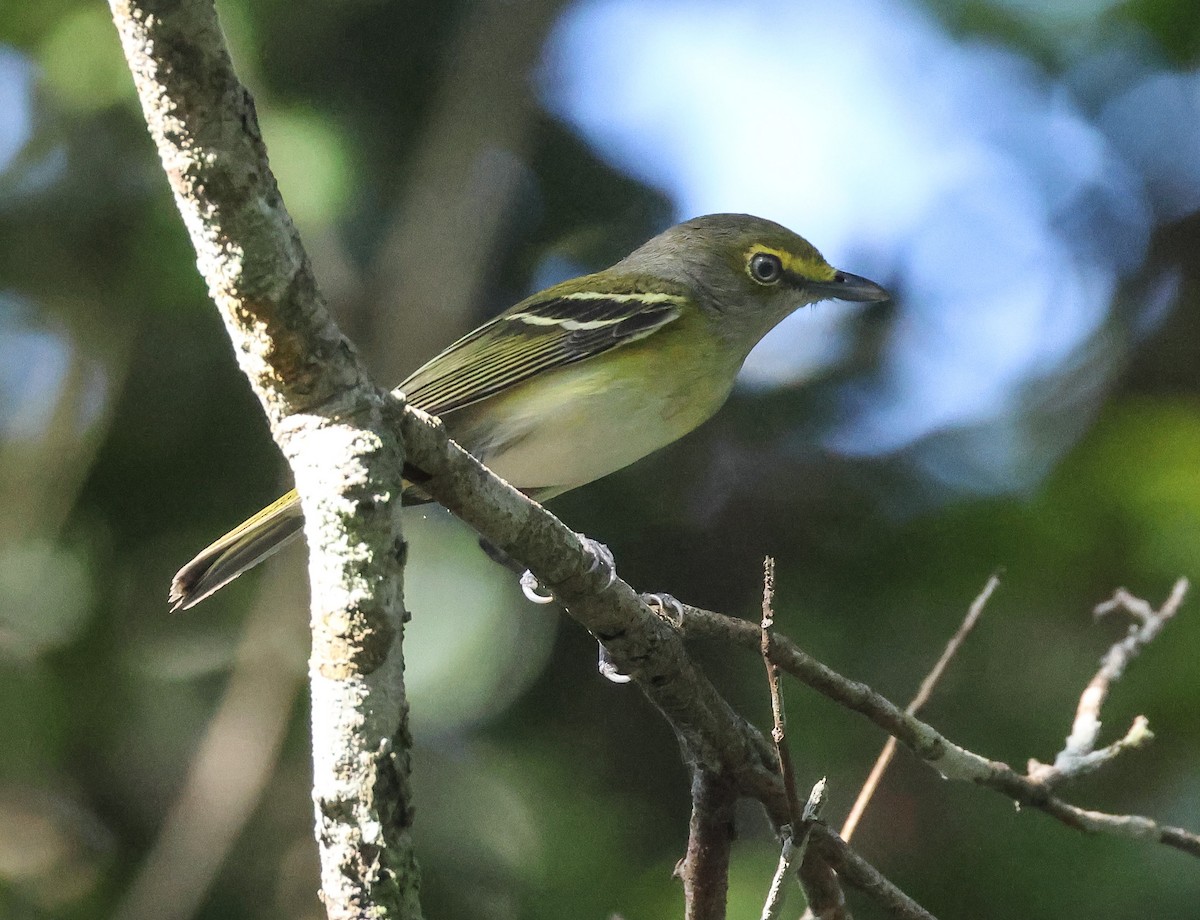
[680,770,738,920]
[1029,578,1188,785]
[760,557,803,826]
[793,781,847,920]
[391,403,788,807]
[108,1,417,915]
[756,560,847,919]
[674,589,1200,859]
[797,850,850,920]
[842,575,1000,841]
[809,825,937,920]
[761,832,795,920]
[383,406,932,916]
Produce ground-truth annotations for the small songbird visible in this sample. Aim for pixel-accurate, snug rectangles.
[170,213,889,609]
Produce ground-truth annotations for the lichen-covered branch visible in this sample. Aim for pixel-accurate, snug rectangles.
[381,409,930,914]
[1029,579,1187,785]
[674,586,1200,860]
[107,1,419,916]
[388,404,788,809]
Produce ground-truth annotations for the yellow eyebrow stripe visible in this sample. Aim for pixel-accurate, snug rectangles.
[745,245,836,282]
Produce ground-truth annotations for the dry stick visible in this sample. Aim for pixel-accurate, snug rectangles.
[673,583,1200,859]
[841,575,1001,842]
[760,558,804,825]
[1029,578,1189,785]
[795,779,828,870]
[808,826,936,920]
[794,781,848,920]
[761,834,795,920]
[758,558,846,920]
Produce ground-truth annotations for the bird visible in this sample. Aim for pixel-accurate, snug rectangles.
[170,213,889,609]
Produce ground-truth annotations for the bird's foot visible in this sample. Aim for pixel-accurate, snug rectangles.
[519,536,615,606]
[642,592,686,627]
[597,642,633,684]
[580,535,617,590]
[520,570,555,605]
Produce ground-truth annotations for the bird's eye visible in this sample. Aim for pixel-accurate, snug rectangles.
[749,253,784,285]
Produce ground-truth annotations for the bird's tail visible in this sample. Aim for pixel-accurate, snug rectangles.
[170,490,305,611]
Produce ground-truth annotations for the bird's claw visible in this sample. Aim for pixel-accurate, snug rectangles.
[520,570,555,605]
[519,537,615,605]
[643,592,686,627]
[580,535,617,590]
[597,643,633,684]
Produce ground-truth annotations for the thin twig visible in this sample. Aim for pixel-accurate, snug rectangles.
[757,560,847,919]
[841,575,1000,841]
[793,780,846,920]
[759,558,796,920]
[809,824,937,920]
[761,833,795,920]
[1029,578,1189,785]
[672,586,1200,859]
[760,557,803,825]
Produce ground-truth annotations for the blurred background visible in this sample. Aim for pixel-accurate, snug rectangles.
[2,0,1199,916]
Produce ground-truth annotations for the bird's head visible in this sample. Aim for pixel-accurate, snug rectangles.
[617,213,890,348]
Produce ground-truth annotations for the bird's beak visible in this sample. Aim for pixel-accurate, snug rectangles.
[810,270,890,303]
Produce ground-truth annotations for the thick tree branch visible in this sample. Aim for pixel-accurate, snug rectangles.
[108,1,419,917]
[388,403,787,810]
[679,769,738,920]
[382,407,931,914]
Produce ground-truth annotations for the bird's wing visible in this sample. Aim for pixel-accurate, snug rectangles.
[398,284,686,416]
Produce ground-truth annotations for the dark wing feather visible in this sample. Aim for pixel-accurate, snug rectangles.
[398,290,685,416]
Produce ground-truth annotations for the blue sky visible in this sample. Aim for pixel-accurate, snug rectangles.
[541,0,1198,493]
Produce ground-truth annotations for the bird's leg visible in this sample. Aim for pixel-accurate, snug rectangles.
[477,536,523,573]
[480,536,626,678]
[476,536,554,604]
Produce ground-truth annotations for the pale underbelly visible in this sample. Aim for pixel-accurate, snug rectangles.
[444,353,735,499]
